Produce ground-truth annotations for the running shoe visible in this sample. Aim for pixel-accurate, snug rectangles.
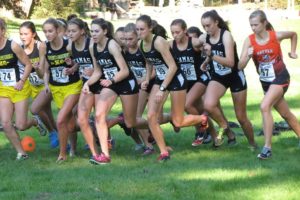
[118,113,132,136]
[257,147,272,160]
[16,153,29,161]
[192,132,204,147]
[214,128,225,147]
[33,115,47,136]
[203,133,212,144]
[143,147,155,156]
[89,153,111,165]
[157,152,170,162]
[49,130,59,148]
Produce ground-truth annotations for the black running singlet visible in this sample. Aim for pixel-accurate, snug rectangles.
[72,37,93,83]
[0,39,21,86]
[46,39,80,86]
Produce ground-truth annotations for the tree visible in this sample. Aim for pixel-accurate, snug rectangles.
[0,0,34,18]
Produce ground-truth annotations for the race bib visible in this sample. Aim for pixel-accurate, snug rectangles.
[155,64,168,80]
[79,64,93,79]
[212,60,232,76]
[259,62,275,82]
[180,63,197,81]
[103,67,118,80]
[51,66,69,83]
[0,68,16,86]
[131,66,146,80]
[29,72,44,86]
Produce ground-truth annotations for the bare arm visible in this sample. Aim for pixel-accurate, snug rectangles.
[276,31,298,59]
[238,37,252,70]
[155,36,177,88]
[85,44,102,86]
[12,41,32,81]
[204,31,235,68]
[108,40,129,83]
[39,42,50,89]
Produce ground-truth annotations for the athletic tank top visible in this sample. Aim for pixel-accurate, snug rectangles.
[0,39,21,86]
[172,37,202,81]
[249,31,288,82]
[46,39,80,86]
[206,29,238,76]
[124,48,146,81]
[140,35,181,81]
[72,37,93,82]
[23,41,44,86]
[93,38,125,80]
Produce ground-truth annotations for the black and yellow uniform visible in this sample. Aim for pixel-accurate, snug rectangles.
[23,41,45,99]
[46,39,82,108]
[0,39,30,103]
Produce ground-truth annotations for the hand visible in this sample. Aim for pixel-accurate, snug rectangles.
[247,47,254,58]
[84,68,94,77]
[288,52,298,59]
[100,79,113,87]
[200,61,209,72]
[141,80,149,90]
[64,65,77,75]
[14,80,25,91]
[155,90,164,104]
[33,62,40,70]
[203,43,212,57]
[82,82,91,94]
[65,57,73,65]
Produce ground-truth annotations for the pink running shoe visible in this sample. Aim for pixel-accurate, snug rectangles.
[90,153,111,165]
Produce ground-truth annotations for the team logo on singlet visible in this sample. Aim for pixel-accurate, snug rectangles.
[262,55,270,62]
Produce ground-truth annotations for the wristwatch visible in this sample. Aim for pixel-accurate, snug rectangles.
[159,85,166,91]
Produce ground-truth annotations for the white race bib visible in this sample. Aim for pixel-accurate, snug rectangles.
[259,62,275,82]
[29,72,44,86]
[155,64,168,80]
[180,63,197,81]
[0,68,16,86]
[51,66,69,83]
[103,67,118,80]
[213,60,232,76]
[131,66,146,81]
[79,64,93,80]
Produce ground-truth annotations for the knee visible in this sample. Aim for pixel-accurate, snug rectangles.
[77,114,89,128]
[260,103,271,114]
[94,111,106,124]
[203,100,214,113]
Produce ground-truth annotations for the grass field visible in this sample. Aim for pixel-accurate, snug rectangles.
[1,7,300,200]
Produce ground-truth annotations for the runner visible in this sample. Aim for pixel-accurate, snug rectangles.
[239,10,300,159]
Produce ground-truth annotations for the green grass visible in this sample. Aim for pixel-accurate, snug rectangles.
[1,12,300,200]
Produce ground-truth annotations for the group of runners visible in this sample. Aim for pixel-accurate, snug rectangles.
[0,9,299,164]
